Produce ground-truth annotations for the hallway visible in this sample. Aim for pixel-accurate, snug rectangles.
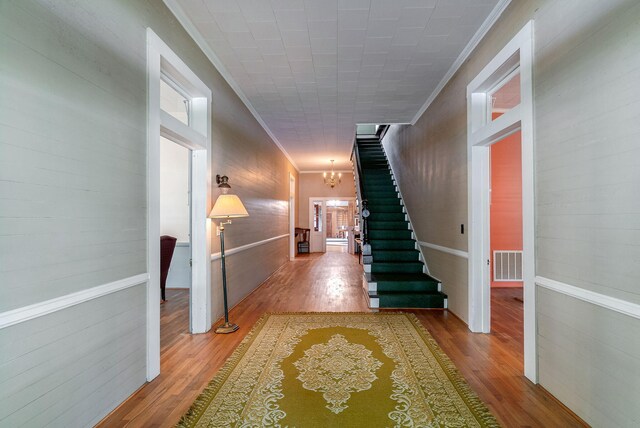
[99,253,584,427]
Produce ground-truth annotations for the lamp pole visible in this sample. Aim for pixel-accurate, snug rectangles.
[216,220,238,333]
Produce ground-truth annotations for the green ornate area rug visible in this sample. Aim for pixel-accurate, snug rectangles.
[177,313,500,427]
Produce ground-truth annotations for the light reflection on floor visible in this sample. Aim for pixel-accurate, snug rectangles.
[326,244,347,253]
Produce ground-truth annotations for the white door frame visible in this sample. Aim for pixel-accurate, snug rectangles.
[466,21,537,382]
[147,29,212,381]
[308,197,356,252]
[289,173,296,260]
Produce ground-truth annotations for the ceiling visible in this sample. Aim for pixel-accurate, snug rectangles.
[170,0,502,171]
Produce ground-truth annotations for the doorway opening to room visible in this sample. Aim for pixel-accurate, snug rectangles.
[467,22,536,382]
[489,127,524,353]
[147,29,212,381]
[159,134,191,352]
[309,197,357,255]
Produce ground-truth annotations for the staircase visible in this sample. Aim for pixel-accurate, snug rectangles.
[355,137,447,309]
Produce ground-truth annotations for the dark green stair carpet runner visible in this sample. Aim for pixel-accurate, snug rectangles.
[358,139,447,309]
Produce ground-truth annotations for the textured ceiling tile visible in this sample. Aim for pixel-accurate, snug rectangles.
[214,12,250,32]
[338,45,365,59]
[417,34,448,53]
[392,27,424,46]
[271,0,305,10]
[338,0,371,10]
[274,9,308,31]
[235,47,263,62]
[397,6,434,27]
[198,20,225,41]
[206,0,241,13]
[312,53,337,66]
[337,9,369,29]
[337,59,361,72]
[366,19,399,38]
[308,20,338,39]
[310,38,338,55]
[226,31,258,48]
[286,45,313,60]
[281,30,311,47]
[290,60,315,73]
[176,0,499,170]
[305,0,338,21]
[248,21,281,40]
[370,0,403,20]
[338,29,367,46]
[361,52,387,66]
[263,54,289,66]
[364,36,393,53]
[423,17,456,36]
[402,0,437,7]
[257,38,287,55]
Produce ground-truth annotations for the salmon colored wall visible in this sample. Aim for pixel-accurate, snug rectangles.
[490,128,523,288]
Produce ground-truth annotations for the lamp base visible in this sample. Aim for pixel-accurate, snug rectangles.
[215,322,239,334]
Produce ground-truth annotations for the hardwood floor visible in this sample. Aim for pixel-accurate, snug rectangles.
[98,253,585,427]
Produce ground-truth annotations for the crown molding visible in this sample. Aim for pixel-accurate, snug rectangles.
[162,0,299,172]
[411,0,513,125]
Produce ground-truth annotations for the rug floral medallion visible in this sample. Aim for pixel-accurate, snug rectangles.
[177,313,500,428]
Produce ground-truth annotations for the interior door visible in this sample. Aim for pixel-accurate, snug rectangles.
[309,199,326,252]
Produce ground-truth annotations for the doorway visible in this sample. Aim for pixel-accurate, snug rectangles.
[147,29,212,381]
[159,136,191,346]
[467,21,536,381]
[309,197,357,253]
[289,173,296,260]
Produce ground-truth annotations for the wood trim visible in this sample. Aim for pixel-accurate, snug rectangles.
[0,273,149,330]
[466,21,536,382]
[418,241,469,259]
[536,276,640,320]
[411,0,513,124]
[210,234,290,261]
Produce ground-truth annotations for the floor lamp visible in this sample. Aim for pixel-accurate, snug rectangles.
[209,175,249,334]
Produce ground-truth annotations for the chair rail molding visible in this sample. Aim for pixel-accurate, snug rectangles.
[536,276,640,320]
[418,241,469,259]
[0,273,149,330]
[211,234,290,261]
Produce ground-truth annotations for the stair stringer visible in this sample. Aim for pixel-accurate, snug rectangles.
[378,140,443,296]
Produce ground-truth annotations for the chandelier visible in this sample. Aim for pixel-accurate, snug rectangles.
[323,160,342,188]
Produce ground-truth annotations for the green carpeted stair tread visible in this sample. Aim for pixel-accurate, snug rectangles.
[368,212,406,221]
[372,249,420,261]
[370,239,416,250]
[369,229,412,239]
[375,291,447,308]
[371,261,424,273]
[365,205,404,213]
[368,220,409,230]
[371,272,440,284]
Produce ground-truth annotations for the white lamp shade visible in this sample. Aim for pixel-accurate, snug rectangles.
[209,194,249,219]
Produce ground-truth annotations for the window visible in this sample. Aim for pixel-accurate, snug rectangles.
[160,77,190,126]
[489,69,520,121]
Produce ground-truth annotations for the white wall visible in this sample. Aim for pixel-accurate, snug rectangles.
[160,136,190,243]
